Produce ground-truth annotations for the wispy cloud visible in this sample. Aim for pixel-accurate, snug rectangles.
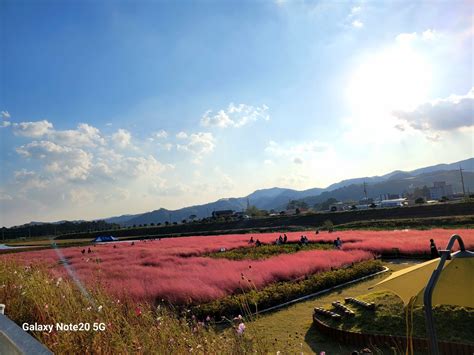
[352,20,364,28]
[201,103,269,128]
[177,132,215,163]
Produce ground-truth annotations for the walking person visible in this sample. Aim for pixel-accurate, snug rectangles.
[430,239,439,259]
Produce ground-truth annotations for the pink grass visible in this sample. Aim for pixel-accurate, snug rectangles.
[4,229,473,304]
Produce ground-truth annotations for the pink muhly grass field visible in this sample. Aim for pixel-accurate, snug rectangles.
[4,229,472,304]
[311,228,474,254]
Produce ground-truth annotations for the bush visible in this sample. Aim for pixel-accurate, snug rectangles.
[193,260,383,319]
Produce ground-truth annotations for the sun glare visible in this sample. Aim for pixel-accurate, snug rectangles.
[347,45,433,117]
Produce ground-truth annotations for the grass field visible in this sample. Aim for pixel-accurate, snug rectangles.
[206,242,332,260]
[321,290,474,344]
[3,228,473,353]
[248,261,417,354]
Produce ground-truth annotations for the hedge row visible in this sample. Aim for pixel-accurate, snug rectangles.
[191,259,383,320]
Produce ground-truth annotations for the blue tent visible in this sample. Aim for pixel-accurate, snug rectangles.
[93,235,118,243]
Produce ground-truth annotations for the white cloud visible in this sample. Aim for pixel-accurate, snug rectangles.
[293,157,303,164]
[422,29,437,40]
[14,120,53,137]
[16,141,93,181]
[393,87,474,133]
[154,129,168,139]
[176,131,188,139]
[1,111,10,119]
[122,155,168,178]
[350,6,361,15]
[3,116,178,225]
[177,132,215,163]
[201,103,269,128]
[0,121,11,128]
[396,29,438,45]
[14,169,49,191]
[12,120,105,147]
[69,188,97,205]
[263,159,274,166]
[49,123,105,147]
[112,128,132,148]
[352,20,364,28]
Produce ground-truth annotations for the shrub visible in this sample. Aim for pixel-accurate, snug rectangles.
[193,260,384,319]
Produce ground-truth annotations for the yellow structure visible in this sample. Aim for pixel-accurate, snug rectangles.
[374,256,474,308]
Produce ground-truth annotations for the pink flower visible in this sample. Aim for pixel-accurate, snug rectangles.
[237,322,246,335]
[135,307,142,316]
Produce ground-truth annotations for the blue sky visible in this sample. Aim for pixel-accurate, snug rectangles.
[1,0,473,226]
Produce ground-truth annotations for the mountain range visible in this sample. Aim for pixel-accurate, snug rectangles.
[102,157,474,226]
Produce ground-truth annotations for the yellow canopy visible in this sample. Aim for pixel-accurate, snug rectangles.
[374,257,474,308]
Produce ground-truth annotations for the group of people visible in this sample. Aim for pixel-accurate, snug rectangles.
[248,234,312,246]
[299,235,309,245]
[275,234,288,245]
[248,237,262,247]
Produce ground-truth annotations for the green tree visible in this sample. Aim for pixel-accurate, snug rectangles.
[245,205,265,217]
[319,198,338,211]
[415,197,425,204]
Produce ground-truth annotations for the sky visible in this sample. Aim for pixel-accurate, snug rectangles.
[0,0,473,227]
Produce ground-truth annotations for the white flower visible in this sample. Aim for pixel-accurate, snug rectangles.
[237,322,246,335]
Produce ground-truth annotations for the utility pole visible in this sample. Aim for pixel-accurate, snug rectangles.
[460,166,466,197]
[363,181,368,206]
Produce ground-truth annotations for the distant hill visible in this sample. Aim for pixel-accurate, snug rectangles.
[293,170,474,209]
[110,187,326,226]
[73,157,469,226]
[324,157,473,191]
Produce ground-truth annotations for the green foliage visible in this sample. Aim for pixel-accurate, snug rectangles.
[315,198,339,211]
[321,290,474,344]
[207,242,332,260]
[415,197,425,204]
[193,260,383,319]
[322,220,334,231]
[245,205,266,217]
[287,200,309,210]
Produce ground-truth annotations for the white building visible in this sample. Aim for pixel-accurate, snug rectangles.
[429,181,453,200]
[380,198,407,208]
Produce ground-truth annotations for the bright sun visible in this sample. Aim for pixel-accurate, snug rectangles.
[347,45,433,117]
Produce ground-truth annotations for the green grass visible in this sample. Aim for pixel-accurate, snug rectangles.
[248,261,415,354]
[321,290,474,344]
[206,242,332,260]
